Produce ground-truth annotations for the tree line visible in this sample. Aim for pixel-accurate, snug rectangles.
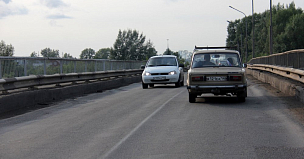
[226,2,304,62]
[1,29,158,61]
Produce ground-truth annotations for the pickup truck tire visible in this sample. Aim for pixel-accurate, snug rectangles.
[189,93,196,103]
[237,90,247,102]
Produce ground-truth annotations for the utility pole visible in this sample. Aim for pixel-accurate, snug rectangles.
[270,0,273,55]
[252,0,255,59]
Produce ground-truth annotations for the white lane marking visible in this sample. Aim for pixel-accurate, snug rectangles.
[101,89,186,159]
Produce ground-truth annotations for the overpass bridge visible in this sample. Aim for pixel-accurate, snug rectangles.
[1,50,304,158]
[1,50,304,114]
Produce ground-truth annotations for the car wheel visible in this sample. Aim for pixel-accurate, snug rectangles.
[149,84,154,87]
[180,80,184,86]
[189,93,196,103]
[175,76,181,87]
[142,82,148,89]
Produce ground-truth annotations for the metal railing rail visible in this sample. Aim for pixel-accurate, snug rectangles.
[0,69,143,93]
[0,56,145,79]
[248,49,304,69]
[247,64,304,84]
[247,49,304,84]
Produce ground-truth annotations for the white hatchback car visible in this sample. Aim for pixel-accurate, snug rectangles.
[141,55,184,89]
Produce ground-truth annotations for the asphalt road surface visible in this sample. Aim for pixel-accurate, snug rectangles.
[1,75,304,159]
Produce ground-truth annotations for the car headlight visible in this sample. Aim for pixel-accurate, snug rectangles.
[169,70,177,75]
[144,72,151,76]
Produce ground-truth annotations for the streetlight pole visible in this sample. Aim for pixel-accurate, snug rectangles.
[229,6,248,62]
[270,0,273,55]
[167,39,169,54]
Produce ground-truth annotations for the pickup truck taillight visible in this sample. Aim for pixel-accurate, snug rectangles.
[229,76,242,81]
[192,76,204,81]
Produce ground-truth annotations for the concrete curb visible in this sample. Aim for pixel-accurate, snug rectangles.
[0,76,141,115]
[247,69,304,103]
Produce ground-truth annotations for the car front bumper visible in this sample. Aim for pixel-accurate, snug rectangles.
[142,74,179,84]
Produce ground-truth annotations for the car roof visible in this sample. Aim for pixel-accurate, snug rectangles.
[193,50,239,55]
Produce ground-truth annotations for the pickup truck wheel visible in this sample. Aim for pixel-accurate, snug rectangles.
[237,90,247,102]
[142,82,148,89]
[189,93,196,103]
[238,97,246,102]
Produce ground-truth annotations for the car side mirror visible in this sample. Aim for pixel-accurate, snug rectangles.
[140,65,145,69]
[179,64,184,68]
[243,63,247,68]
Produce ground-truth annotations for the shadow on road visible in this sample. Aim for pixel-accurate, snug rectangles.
[195,96,242,104]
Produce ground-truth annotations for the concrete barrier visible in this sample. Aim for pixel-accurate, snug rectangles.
[0,75,141,116]
[247,68,304,104]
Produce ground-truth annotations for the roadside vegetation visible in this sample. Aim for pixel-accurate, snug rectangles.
[227,2,304,62]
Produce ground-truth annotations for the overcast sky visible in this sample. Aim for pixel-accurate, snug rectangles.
[1,0,303,57]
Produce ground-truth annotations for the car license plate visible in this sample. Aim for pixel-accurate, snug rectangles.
[206,76,227,81]
[153,76,166,80]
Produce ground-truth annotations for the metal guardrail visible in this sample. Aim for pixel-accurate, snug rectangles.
[0,69,143,94]
[247,64,304,84]
[248,49,304,69]
[0,57,145,79]
[247,49,304,84]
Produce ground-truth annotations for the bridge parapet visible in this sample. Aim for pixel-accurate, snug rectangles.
[0,57,145,79]
[248,49,304,69]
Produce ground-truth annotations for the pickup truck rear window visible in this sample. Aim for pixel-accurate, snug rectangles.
[192,53,241,68]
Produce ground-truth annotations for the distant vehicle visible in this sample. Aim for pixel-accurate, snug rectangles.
[187,46,247,103]
[141,55,184,89]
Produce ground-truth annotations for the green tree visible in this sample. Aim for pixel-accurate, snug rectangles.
[144,40,157,60]
[95,48,110,59]
[284,13,304,50]
[30,51,38,57]
[110,29,156,60]
[80,48,95,59]
[63,53,73,58]
[163,48,174,55]
[0,40,14,56]
[226,2,304,60]
[41,48,60,57]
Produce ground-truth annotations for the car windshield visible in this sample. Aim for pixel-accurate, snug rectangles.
[192,53,241,68]
[147,57,177,67]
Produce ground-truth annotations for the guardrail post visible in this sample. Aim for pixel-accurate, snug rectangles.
[74,61,76,73]
[85,61,87,72]
[60,60,63,74]
[286,53,289,67]
[298,52,300,69]
[111,62,113,70]
[24,59,27,76]
[95,61,97,72]
[44,59,46,75]
[0,60,2,79]
[103,61,105,71]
